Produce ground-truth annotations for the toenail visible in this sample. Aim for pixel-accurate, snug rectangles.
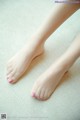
[31,92,35,97]
[8,79,13,83]
[34,95,37,99]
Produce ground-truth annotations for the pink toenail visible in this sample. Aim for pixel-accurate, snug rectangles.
[8,80,13,83]
[31,92,35,97]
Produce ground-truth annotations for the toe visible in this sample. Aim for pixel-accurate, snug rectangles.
[31,84,39,99]
[7,62,13,69]
[31,84,37,96]
[34,87,41,100]
[43,90,50,100]
[7,65,13,75]
[31,91,36,97]
[7,75,14,83]
[7,68,13,75]
[8,79,14,83]
[39,88,45,100]
[7,71,15,83]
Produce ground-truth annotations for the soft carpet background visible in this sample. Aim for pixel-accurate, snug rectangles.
[0,0,80,120]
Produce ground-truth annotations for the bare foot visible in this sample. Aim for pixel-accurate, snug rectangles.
[32,34,80,101]
[7,42,44,84]
[31,59,68,101]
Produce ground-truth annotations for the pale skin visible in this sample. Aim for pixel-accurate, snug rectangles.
[7,3,80,100]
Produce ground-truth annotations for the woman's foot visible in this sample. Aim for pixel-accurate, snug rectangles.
[31,35,80,101]
[31,59,68,101]
[7,42,44,84]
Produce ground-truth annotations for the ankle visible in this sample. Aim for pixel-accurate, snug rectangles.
[55,56,70,72]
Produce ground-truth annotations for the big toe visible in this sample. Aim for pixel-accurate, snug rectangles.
[7,70,16,84]
[31,87,45,101]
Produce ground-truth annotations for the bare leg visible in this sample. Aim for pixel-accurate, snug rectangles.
[7,3,80,83]
[31,34,80,100]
